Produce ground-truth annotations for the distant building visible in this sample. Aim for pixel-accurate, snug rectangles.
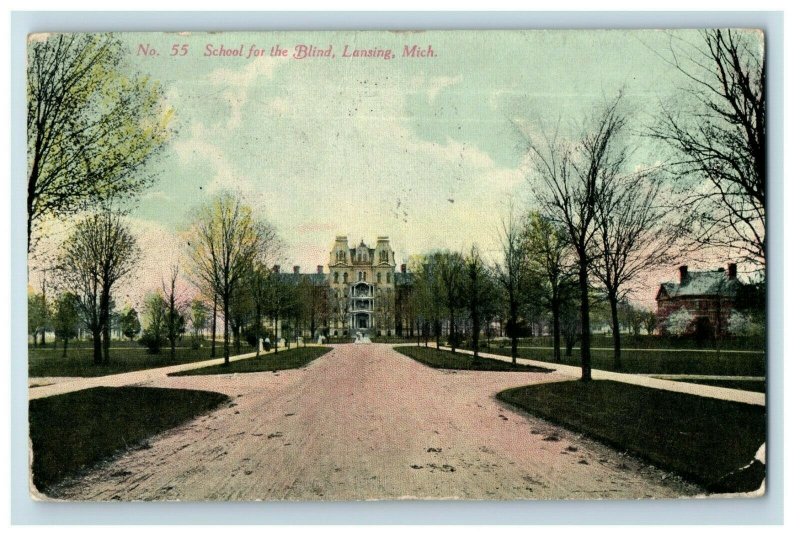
[273,236,413,339]
[655,264,741,337]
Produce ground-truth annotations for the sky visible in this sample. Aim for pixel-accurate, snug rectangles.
[30,29,757,309]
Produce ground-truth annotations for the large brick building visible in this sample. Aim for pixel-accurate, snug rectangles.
[274,236,413,339]
[655,264,741,337]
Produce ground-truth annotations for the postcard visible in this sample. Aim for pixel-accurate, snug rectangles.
[25,29,766,501]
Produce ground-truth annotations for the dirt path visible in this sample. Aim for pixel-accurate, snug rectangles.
[48,344,701,501]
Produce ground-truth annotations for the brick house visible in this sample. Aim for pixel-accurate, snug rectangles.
[655,264,741,337]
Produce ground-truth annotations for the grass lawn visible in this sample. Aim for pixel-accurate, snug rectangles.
[485,346,765,376]
[395,345,552,372]
[498,380,765,493]
[674,378,766,393]
[29,386,229,493]
[168,346,332,376]
[29,346,223,378]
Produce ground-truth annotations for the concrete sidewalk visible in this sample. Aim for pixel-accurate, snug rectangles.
[423,343,766,407]
[28,346,296,400]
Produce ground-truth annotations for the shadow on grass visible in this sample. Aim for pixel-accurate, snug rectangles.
[497,380,765,494]
[29,386,230,494]
[394,345,553,372]
[168,346,332,376]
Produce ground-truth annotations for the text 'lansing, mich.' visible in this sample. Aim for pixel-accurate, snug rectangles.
[270,44,437,60]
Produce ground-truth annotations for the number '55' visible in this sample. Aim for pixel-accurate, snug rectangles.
[171,44,189,56]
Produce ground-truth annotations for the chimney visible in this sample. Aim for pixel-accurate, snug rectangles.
[679,265,688,284]
[272,265,280,273]
[317,265,323,274]
[401,263,407,274]
[293,265,300,275]
[728,263,737,280]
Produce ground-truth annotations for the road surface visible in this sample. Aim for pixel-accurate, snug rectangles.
[45,344,700,501]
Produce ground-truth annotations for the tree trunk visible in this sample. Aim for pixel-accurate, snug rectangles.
[435,319,441,350]
[471,306,480,359]
[510,300,518,365]
[255,304,261,357]
[578,258,592,381]
[552,298,561,363]
[609,293,622,370]
[92,326,102,365]
[62,337,68,358]
[223,294,230,365]
[211,294,217,358]
[450,309,456,353]
[100,288,111,364]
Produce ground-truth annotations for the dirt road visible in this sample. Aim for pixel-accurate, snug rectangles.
[48,344,700,501]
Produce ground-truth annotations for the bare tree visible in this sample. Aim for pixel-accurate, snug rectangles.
[495,215,527,364]
[590,172,677,369]
[186,192,279,364]
[522,211,576,363]
[525,96,626,381]
[27,34,172,252]
[56,212,139,364]
[464,245,494,359]
[411,253,444,349]
[436,251,466,353]
[162,265,187,358]
[649,29,765,265]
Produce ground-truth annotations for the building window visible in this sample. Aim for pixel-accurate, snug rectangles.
[334,272,339,283]
[377,272,382,284]
[386,272,391,284]
[343,273,348,283]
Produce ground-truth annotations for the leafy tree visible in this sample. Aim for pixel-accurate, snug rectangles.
[411,253,444,349]
[140,293,166,354]
[189,298,209,347]
[55,211,139,364]
[27,33,172,252]
[28,291,49,347]
[186,192,279,364]
[119,307,141,341]
[522,212,576,362]
[643,310,659,336]
[52,292,81,357]
[649,30,765,265]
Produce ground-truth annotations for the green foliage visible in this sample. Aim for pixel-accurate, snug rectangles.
[27,33,173,250]
[28,291,49,343]
[395,346,552,372]
[139,293,166,354]
[119,307,141,341]
[170,346,332,376]
[28,345,217,377]
[52,292,81,349]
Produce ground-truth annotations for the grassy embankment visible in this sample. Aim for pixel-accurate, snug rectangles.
[498,380,765,493]
[169,346,332,376]
[29,386,230,493]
